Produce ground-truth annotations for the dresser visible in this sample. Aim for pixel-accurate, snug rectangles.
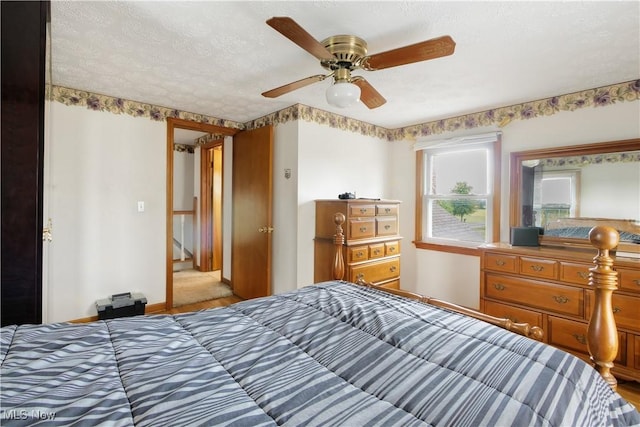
[314,199,401,289]
[480,243,640,381]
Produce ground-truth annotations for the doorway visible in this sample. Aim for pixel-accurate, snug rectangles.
[166,118,237,310]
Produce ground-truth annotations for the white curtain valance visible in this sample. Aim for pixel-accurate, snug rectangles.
[413,131,501,151]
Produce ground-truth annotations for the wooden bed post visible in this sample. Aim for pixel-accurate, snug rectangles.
[333,213,346,280]
[587,225,620,391]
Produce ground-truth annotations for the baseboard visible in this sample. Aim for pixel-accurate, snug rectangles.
[68,302,167,323]
[68,315,99,324]
[145,302,167,314]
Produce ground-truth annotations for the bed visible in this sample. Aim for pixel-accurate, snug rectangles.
[1,221,639,426]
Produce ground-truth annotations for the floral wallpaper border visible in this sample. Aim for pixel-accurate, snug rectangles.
[391,79,640,141]
[49,85,245,130]
[539,151,640,168]
[174,143,195,153]
[50,79,639,142]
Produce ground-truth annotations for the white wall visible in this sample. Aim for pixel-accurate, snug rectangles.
[295,121,391,289]
[46,102,166,322]
[272,121,299,294]
[44,98,639,321]
[580,161,639,219]
[173,151,194,210]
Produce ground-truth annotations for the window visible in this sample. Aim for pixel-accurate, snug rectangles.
[415,132,501,249]
[535,170,580,226]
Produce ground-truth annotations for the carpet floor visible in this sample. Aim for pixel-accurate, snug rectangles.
[173,269,232,308]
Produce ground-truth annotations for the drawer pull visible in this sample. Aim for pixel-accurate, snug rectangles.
[388,247,395,252]
[384,208,391,213]
[495,259,506,266]
[493,283,506,291]
[530,265,545,272]
[553,295,569,304]
[572,334,587,345]
[577,271,589,280]
[359,208,367,214]
[359,226,367,233]
[613,306,621,314]
[356,273,365,281]
[633,279,640,286]
[373,249,381,255]
[384,224,391,230]
[356,252,364,258]
[390,266,397,273]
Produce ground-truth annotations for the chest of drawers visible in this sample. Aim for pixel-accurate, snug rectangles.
[480,243,640,381]
[314,199,401,289]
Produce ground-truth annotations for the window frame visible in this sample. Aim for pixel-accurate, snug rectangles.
[415,134,501,254]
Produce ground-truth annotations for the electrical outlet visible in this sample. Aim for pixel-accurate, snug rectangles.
[137,201,145,212]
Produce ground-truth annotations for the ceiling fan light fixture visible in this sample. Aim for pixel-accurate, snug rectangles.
[326,81,361,108]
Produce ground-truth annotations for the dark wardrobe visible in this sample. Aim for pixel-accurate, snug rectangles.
[1,1,49,326]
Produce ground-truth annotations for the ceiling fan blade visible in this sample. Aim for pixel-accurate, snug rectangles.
[362,35,456,71]
[266,17,334,61]
[262,74,327,98]
[351,77,386,109]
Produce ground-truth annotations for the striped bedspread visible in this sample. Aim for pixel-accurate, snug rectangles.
[1,281,639,426]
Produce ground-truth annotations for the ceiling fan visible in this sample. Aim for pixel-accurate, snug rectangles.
[261,17,456,109]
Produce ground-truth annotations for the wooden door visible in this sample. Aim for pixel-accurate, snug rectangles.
[199,141,223,272]
[212,146,222,270]
[232,125,273,299]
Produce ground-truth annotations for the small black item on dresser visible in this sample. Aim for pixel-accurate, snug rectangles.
[510,227,542,246]
[338,192,356,199]
[96,292,147,320]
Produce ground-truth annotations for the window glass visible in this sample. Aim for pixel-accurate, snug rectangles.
[416,134,500,247]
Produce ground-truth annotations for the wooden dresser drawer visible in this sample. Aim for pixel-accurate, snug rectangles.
[484,253,517,273]
[484,300,542,330]
[376,217,398,236]
[586,290,640,333]
[385,241,400,256]
[547,316,625,364]
[349,204,375,217]
[349,218,375,239]
[368,243,385,259]
[618,268,640,293]
[376,204,398,216]
[350,258,400,284]
[520,257,558,280]
[348,246,368,263]
[560,262,591,285]
[485,274,583,316]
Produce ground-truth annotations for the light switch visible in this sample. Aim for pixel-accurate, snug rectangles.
[137,201,145,212]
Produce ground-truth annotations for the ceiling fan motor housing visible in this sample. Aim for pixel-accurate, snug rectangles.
[321,35,368,73]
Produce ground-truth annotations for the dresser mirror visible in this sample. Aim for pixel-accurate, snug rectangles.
[509,138,640,252]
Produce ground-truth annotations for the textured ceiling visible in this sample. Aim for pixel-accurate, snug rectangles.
[50,1,640,129]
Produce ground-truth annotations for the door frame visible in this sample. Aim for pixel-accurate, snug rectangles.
[166,118,237,310]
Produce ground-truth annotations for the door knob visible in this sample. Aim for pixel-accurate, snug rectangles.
[258,226,274,233]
